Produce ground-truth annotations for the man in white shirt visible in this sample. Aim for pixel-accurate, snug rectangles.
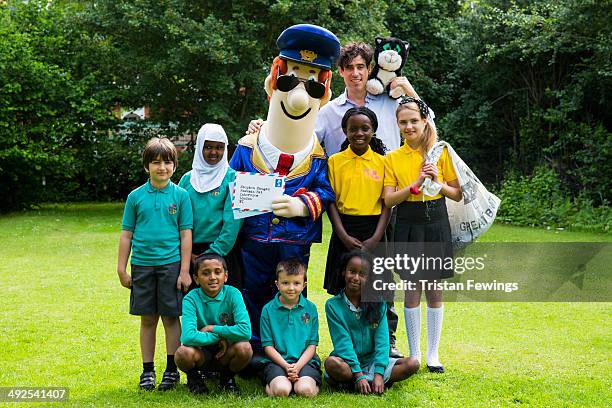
[247,41,429,359]
[316,41,431,156]
[316,42,411,155]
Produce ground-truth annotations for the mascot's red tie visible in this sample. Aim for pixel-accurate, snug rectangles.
[275,153,294,176]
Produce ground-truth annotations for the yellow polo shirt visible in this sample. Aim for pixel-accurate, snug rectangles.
[384,144,457,202]
[328,147,385,215]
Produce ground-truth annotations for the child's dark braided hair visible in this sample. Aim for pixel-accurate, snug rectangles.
[337,249,385,326]
[340,106,387,155]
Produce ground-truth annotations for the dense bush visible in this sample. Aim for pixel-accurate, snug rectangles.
[0,1,116,211]
[61,123,195,202]
[443,0,611,202]
[497,166,610,232]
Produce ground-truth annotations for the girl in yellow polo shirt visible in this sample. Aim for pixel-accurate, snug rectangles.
[324,107,390,295]
[383,97,462,374]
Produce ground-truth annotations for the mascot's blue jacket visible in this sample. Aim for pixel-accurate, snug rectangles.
[229,133,334,245]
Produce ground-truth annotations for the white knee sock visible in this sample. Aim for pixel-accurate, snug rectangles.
[426,305,444,367]
[403,306,421,363]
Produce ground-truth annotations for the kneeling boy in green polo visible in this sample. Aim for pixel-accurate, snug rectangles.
[260,259,321,397]
[175,254,252,394]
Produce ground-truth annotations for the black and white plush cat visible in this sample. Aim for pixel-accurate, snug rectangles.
[366,37,410,99]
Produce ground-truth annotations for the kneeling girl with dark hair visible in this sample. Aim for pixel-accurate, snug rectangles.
[324,250,419,394]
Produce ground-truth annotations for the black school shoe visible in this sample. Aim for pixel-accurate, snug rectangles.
[427,365,445,373]
[158,370,180,391]
[139,370,156,391]
[390,346,404,358]
[187,369,209,395]
[219,372,240,393]
[200,368,220,379]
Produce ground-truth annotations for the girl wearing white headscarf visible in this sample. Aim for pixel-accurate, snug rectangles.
[179,123,243,288]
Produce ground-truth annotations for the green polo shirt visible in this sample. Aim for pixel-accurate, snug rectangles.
[260,294,319,366]
[178,169,242,256]
[325,292,389,375]
[180,285,251,347]
[121,181,193,266]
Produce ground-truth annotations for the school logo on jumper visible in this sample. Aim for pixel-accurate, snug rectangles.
[211,187,220,197]
[301,312,310,325]
[370,322,379,329]
[219,312,233,325]
[168,203,177,215]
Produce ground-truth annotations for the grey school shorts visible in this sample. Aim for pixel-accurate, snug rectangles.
[262,360,322,386]
[130,262,182,317]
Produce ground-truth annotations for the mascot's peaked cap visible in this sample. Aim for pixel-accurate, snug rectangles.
[277,24,340,70]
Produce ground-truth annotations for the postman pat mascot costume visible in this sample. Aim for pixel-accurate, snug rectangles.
[230,24,340,350]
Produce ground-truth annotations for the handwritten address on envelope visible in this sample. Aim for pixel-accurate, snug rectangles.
[232,172,285,213]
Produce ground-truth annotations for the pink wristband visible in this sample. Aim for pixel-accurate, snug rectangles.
[410,185,420,195]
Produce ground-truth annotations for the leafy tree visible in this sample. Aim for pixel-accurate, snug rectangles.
[80,0,389,141]
[2,0,609,220]
[0,1,117,211]
[384,0,461,120]
[1,0,389,210]
[444,0,611,201]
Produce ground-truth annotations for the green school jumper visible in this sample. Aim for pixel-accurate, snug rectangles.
[180,285,251,347]
[178,169,242,256]
[325,292,389,375]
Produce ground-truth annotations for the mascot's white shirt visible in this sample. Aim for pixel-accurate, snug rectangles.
[258,125,315,172]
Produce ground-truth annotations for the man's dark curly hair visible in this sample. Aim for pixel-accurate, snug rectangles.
[338,42,373,69]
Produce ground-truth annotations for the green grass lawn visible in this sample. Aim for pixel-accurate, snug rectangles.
[0,203,610,407]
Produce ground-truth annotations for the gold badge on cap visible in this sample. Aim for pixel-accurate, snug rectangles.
[300,50,317,62]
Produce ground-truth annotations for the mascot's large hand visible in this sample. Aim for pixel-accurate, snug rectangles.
[271,195,309,218]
